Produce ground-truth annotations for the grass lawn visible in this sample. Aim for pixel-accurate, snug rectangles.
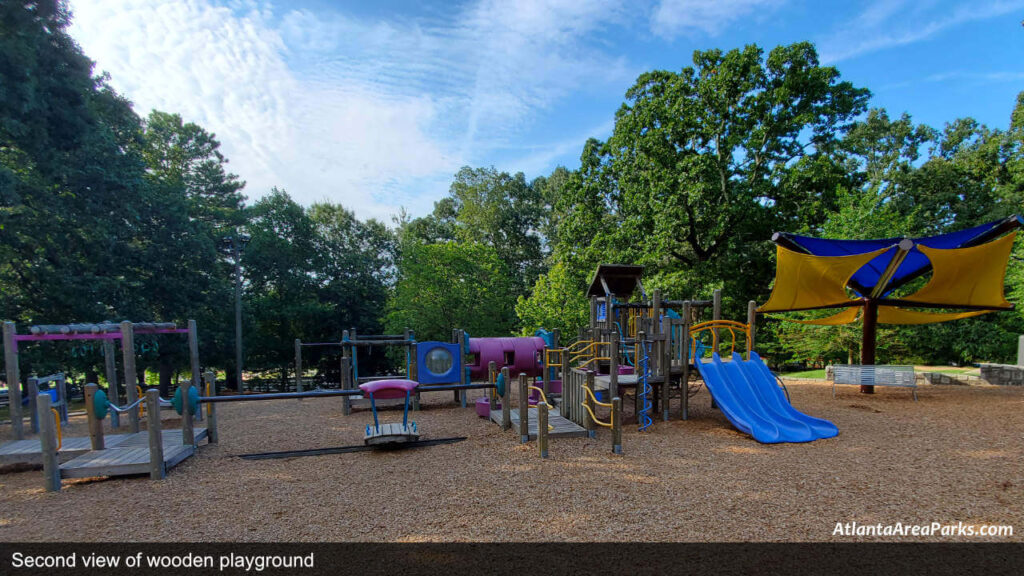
[781,368,827,379]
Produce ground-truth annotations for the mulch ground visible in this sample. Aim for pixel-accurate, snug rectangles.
[1,381,1021,542]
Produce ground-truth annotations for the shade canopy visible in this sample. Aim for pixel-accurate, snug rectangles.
[778,220,1007,297]
[759,216,1021,326]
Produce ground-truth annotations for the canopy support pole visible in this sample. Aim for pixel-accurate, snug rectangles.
[860,299,877,394]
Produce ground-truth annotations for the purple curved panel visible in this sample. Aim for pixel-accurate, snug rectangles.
[359,379,419,399]
[467,337,546,381]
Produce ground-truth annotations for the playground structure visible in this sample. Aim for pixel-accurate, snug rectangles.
[0,320,210,491]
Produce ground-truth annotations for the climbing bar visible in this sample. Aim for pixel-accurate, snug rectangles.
[580,403,612,428]
[690,320,750,358]
[579,384,612,408]
[544,348,563,367]
[576,356,611,369]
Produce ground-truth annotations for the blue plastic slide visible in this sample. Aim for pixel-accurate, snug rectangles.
[693,351,838,443]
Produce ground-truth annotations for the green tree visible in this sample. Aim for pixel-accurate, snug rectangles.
[386,241,514,341]
[600,42,869,306]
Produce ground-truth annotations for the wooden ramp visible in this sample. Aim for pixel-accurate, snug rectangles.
[490,407,587,439]
[0,434,130,468]
[58,428,207,480]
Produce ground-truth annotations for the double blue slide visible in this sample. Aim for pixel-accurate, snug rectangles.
[694,351,838,443]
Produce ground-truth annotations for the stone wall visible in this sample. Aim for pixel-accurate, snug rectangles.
[921,372,984,386]
[979,364,1024,386]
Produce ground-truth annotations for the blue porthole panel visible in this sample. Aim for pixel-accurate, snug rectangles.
[416,342,462,385]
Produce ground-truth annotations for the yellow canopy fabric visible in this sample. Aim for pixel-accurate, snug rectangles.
[877,307,992,325]
[900,232,1016,309]
[758,245,892,313]
[768,306,862,325]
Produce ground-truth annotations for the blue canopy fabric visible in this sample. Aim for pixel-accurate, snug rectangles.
[782,221,1003,297]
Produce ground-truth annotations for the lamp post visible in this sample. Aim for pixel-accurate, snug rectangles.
[223,233,250,393]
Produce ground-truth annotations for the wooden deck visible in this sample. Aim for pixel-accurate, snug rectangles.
[58,427,207,479]
[0,434,130,467]
[489,407,587,439]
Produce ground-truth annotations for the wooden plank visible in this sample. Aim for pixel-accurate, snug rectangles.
[489,408,587,439]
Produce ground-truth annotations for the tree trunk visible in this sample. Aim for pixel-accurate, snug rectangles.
[158,352,173,397]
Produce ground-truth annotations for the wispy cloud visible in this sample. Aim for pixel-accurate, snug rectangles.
[877,70,1024,92]
[819,0,1024,63]
[649,0,783,38]
[68,0,634,220]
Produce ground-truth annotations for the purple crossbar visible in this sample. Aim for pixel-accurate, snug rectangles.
[14,328,189,342]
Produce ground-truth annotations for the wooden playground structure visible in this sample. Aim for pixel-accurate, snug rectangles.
[0,263,761,487]
[1,320,212,491]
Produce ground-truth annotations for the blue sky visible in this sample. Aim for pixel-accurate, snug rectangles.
[67,0,1024,221]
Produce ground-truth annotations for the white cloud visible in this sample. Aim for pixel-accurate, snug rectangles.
[818,0,1024,63]
[650,0,783,38]
[68,0,633,221]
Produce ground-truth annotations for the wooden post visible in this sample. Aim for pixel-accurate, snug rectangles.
[451,329,460,404]
[121,321,140,433]
[3,321,23,440]
[56,373,68,423]
[203,372,218,444]
[861,299,878,394]
[538,402,549,458]
[351,327,359,385]
[519,373,529,443]
[294,338,303,393]
[407,327,419,407]
[747,300,757,359]
[27,377,39,434]
[456,330,467,407]
[712,288,722,352]
[542,347,551,398]
[103,339,121,429]
[84,383,104,450]
[181,378,195,448]
[612,396,622,454]
[340,357,352,416]
[560,352,570,406]
[589,296,598,329]
[662,324,671,422]
[37,394,60,492]
[681,301,691,421]
[186,319,201,427]
[342,330,352,415]
[146,389,166,480]
[584,372,596,438]
[488,361,498,411]
[609,330,619,401]
[501,367,511,430]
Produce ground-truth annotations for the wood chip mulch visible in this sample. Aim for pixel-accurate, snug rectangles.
[1,381,1021,542]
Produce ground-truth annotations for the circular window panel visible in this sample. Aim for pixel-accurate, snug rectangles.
[425,347,453,376]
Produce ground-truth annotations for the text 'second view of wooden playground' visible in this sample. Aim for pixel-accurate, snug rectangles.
[3,214,1022,527]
